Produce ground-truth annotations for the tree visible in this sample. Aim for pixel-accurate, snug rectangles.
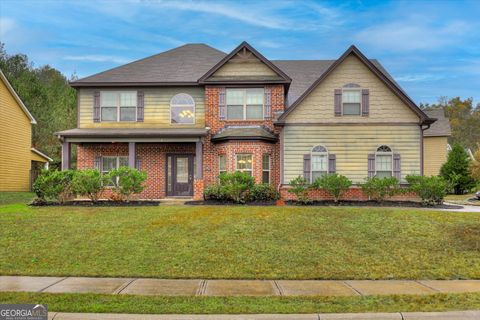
[440,143,476,194]
[0,43,77,166]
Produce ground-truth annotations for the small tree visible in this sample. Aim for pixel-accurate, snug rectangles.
[288,176,311,204]
[440,143,476,194]
[361,176,400,202]
[312,173,352,203]
[72,169,105,202]
[107,167,147,201]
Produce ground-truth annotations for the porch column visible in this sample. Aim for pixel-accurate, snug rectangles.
[195,140,203,179]
[128,142,136,168]
[61,141,71,171]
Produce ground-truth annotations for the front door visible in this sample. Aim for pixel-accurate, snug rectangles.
[167,154,194,197]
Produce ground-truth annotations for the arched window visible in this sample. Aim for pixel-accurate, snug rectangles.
[311,145,328,181]
[170,93,195,124]
[375,145,393,178]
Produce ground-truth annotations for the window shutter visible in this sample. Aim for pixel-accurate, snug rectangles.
[94,156,102,170]
[393,153,401,180]
[368,154,375,178]
[93,91,100,122]
[362,89,369,116]
[328,154,336,174]
[137,91,144,122]
[135,157,142,170]
[219,87,226,120]
[334,89,342,116]
[264,87,271,120]
[303,154,311,183]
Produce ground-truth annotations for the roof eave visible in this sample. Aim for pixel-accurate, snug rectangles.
[211,136,277,143]
[69,81,200,88]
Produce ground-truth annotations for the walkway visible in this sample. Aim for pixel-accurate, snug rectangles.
[47,310,480,320]
[2,276,480,296]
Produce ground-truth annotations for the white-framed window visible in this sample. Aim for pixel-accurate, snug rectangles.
[219,154,227,175]
[170,93,195,124]
[262,154,270,184]
[101,156,128,186]
[226,88,264,120]
[311,145,328,182]
[375,145,393,178]
[342,89,361,115]
[236,154,253,176]
[101,91,137,122]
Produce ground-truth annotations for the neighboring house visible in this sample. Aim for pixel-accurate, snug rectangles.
[0,70,51,192]
[423,108,451,176]
[57,42,439,200]
[447,144,475,160]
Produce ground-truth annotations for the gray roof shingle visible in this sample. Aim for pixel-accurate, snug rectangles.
[211,126,277,142]
[424,109,451,137]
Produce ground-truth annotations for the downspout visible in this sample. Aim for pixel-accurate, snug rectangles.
[420,123,431,176]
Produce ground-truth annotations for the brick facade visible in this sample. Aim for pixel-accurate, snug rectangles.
[77,142,196,199]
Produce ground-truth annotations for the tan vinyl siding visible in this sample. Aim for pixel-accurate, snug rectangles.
[285,55,420,123]
[283,125,421,184]
[0,78,33,191]
[78,87,205,128]
[423,136,448,176]
[213,59,277,77]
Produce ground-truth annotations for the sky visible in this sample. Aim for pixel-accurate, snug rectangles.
[1,0,479,105]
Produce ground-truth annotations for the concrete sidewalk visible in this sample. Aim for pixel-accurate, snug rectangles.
[2,276,480,296]
[47,310,480,320]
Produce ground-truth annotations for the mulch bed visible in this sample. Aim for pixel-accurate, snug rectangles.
[185,200,277,206]
[30,200,160,207]
[284,200,462,209]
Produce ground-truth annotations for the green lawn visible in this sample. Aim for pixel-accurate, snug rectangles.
[1,292,480,314]
[1,202,480,279]
[0,192,35,205]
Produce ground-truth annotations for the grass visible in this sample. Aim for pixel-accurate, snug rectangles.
[1,292,480,314]
[0,192,34,205]
[2,203,480,280]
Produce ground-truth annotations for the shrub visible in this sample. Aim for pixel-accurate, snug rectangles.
[406,175,447,206]
[33,169,75,203]
[204,184,226,201]
[248,183,280,202]
[107,166,147,201]
[71,169,105,202]
[288,176,311,204]
[361,176,400,202]
[440,143,476,194]
[312,173,352,203]
[218,171,255,204]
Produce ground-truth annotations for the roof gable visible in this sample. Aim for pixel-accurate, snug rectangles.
[0,69,36,124]
[199,42,291,84]
[278,45,433,125]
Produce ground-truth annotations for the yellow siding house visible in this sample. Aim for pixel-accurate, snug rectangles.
[0,69,51,191]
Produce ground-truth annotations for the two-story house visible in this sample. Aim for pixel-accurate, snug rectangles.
[57,42,448,200]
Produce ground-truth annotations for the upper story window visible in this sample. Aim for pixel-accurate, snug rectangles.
[375,145,393,178]
[311,145,328,181]
[226,88,264,120]
[342,89,361,115]
[101,91,137,122]
[170,93,195,124]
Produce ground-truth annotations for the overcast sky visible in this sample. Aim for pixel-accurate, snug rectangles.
[1,0,479,105]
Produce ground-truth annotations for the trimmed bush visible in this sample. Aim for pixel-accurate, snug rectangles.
[406,175,447,206]
[204,184,226,201]
[288,176,311,204]
[312,173,352,203]
[219,172,255,204]
[361,176,400,202]
[249,183,280,202]
[107,166,147,201]
[71,169,105,202]
[440,143,476,194]
[33,169,75,203]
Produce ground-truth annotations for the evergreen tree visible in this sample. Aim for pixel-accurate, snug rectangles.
[440,143,476,194]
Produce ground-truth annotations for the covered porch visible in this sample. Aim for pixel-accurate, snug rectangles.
[56,128,208,200]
